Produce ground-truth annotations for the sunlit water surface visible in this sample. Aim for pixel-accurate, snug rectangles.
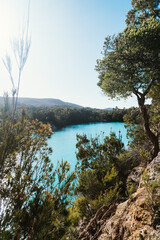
[48,122,129,171]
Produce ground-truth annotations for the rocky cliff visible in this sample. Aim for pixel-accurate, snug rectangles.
[79,153,160,240]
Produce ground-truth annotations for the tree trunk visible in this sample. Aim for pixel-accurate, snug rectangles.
[137,95,159,159]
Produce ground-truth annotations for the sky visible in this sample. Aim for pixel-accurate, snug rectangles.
[0,0,138,109]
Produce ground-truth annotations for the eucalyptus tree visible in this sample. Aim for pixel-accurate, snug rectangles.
[96,1,160,159]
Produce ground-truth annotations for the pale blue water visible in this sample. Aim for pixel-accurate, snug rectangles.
[48,122,128,171]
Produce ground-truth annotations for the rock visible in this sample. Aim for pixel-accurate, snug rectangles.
[98,152,160,240]
[127,166,145,183]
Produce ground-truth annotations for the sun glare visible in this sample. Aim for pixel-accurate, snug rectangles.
[0,2,24,55]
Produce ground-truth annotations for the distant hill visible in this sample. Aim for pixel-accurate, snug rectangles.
[0,97,82,108]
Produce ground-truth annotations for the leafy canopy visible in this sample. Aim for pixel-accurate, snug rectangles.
[96,16,160,99]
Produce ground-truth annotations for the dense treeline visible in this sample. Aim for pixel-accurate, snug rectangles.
[27,105,131,129]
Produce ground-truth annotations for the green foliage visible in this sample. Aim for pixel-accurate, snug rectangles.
[96,5,160,158]
[123,109,152,164]
[96,17,160,99]
[68,205,80,227]
[72,196,91,220]
[76,170,104,201]
[126,179,138,197]
[74,132,126,219]
[126,0,160,25]
[90,181,123,213]
[0,98,75,239]
[142,171,160,212]
[76,132,124,172]
[142,171,160,229]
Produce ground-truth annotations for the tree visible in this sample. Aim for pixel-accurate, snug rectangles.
[74,132,125,218]
[0,101,75,239]
[96,4,160,159]
[126,0,160,25]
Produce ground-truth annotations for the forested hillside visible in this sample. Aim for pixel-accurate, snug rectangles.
[0,96,82,108]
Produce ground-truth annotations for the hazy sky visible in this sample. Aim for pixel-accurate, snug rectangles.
[0,0,138,109]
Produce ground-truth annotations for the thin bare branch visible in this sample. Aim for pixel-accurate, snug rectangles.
[2,0,31,129]
[2,55,16,92]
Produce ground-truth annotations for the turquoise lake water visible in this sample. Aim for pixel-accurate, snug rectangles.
[48,122,129,171]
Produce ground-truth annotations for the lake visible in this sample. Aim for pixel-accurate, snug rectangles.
[48,122,128,171]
